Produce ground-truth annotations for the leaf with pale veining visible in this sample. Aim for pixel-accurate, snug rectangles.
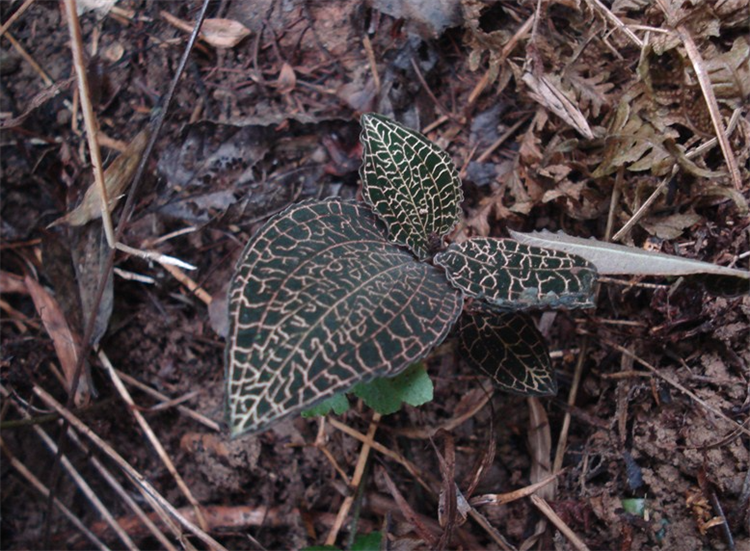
[459,310,556,396]
[226,200,463,437]
[434,238,598,311]
[360,113,463,260]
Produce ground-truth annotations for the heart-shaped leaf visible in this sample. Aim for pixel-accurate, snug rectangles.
[226,199,463,437]
[434,238,597,311]
[359,113,463,260]
[459,310,556,396]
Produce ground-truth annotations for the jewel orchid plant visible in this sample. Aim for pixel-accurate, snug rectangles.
[225,114,597,438]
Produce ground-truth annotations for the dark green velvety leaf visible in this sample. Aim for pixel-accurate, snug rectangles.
[434,238,597,311]
[459,310,556,396]
[359,113,463,260]
[226,199,463,437]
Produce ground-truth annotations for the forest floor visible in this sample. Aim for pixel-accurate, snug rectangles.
[1,0,749,549]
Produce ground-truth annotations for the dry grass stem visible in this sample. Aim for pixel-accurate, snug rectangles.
[313,419,351,484]
[471,471,565,507]
[115,369,220,432]
[114,243,197,271]
[0,392,129,547]
[611,170,673,242]
[362,35,380,94]
[31,423,139,550]
[113,268,156,284]
[325,412,381,546]
[530,494,591,551]
[328,416,435,493]
[553,336,589,474]
[4,32,54,87]
[584,0,642,47]
[0,0,37,39]
[476,115,531,163]
[31,384,228,551]
[465,507,516,551]
[0,439,110,551]
[160,263,213,305]
[62,0,115,247]
[675,26,742,190]
[98,350,210,531]
[64,428,178,551]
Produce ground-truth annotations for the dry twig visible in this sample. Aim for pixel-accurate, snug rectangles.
[62,0,115,247]
[530,494,591,551]
[325,411,381,546]
[31,384,228,551]
[673,23,742,190]
[98,350,209,531]
[0,440,110,551]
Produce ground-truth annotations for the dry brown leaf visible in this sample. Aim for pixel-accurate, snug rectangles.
[275,63,297,94]
[49,127,150,228]
[641,212,703,239]
[0,271,28,294]
[380,466,439,547]
[24,275,92,407]
[161,11,251,49]
[564,67,615,118]
[522,72,595,139]
[527,397,554,500]
[0,78,75,129]
[704,36,750,102]
[462,0,516,83]
[523,397,554,548]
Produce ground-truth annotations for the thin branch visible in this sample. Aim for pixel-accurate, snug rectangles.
[32,384,229,551]
[531,494,591,551]
[0,440,110,551]
[676,26,742,190]
[325,412,381,546]
[114,369,220,432]
[98,350,209,531]
[0,0,37,38]
[611,169,672,242]
[64,429,178,551]
[62,0,115,247]
[583,0,643,47]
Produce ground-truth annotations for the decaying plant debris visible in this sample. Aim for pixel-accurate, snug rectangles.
[1,0,748,549]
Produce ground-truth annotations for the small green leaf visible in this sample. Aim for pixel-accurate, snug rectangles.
[458,311,556,396]
[360,113,463,260]
[301,393,350,418]
[621,498,646,517]
[434,238,597,311]
[352,531,382,551]
[226,200,462,437]
[352,363,433,415]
